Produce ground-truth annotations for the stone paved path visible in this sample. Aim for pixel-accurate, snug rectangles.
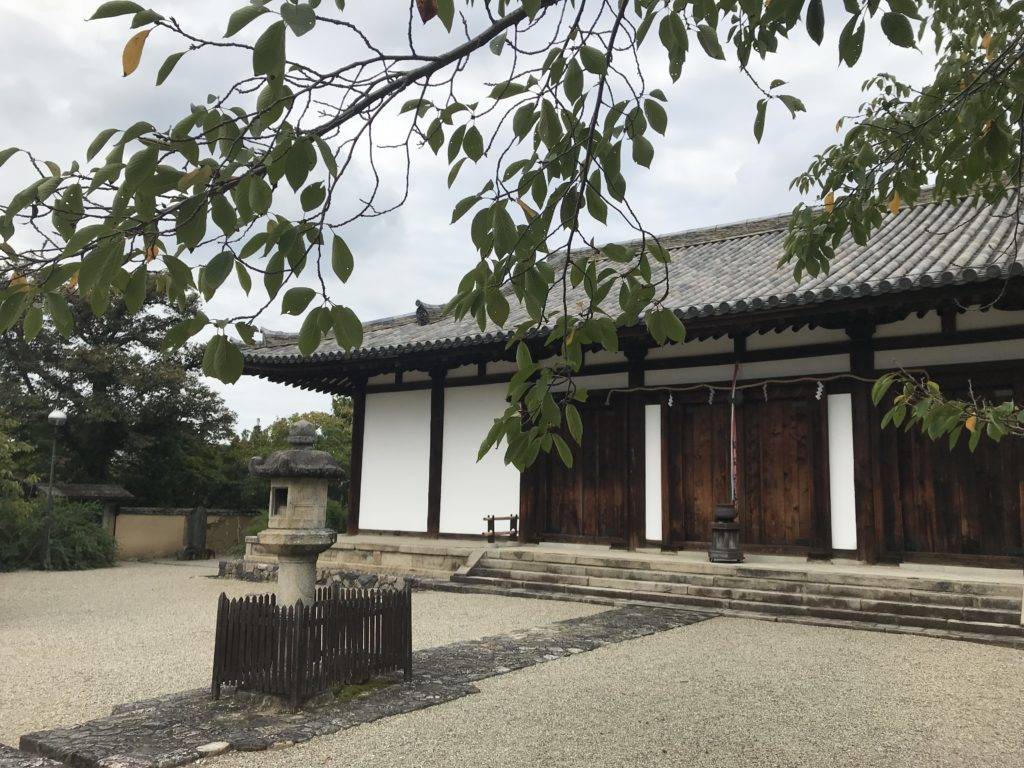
[17,606,708,768]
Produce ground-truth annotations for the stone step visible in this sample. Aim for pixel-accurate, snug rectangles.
[471,567,1021,625]
[481,550,1024,598]
[475,556,1022,611]
[452,574,1024,638]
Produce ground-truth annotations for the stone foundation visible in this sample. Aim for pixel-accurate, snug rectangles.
[218,559,417,591]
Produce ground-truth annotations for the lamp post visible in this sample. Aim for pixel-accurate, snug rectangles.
[42,409,67,570]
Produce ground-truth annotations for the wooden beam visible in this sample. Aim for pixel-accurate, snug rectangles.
[426,368,447,537]
[624,345,647,550]
[847,323,883,564]
[346,377,367,535]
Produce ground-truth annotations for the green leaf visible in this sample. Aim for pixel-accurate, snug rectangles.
[44,293,74,337]
[23,305,43,341]
[285,139,317,191]
[696,24,725,60]
[248,176,273,215]
[252,20,286,80]
[463,126,484,161]
[552,434,574,468]
[124,146,158,190]
[123,265,147,313]
[579,45,607,75]
[563,60,583,102]
[777,94,806,117]
[201,251,234,298]
[216,336,245,383]
[226,4,269,37]
[565,404,583,443]
[435,0,455,31]
[643,99,667,135]
[174,194,208,248]
[89,1,143,20]
[235,261,252,294]
[632,135,654,168]
[131,9,163,27]
[86,129,119,162]
[282,286,316,315]
[0,293,26,332]
[330,305,363,349]
[880,12,915,47]
[805,0,824,45]
[210,194,238,235]
[838,17,865,66]
[0,147,18,169]
[298,308,324,355]
[331,235,353,282]
[281,2,316,36]
[300,181,326,211]
[753,99,767,143]
[156,51,186,86]
[871,373,896,405]
[489,32,506,55]
[452,194,479,222]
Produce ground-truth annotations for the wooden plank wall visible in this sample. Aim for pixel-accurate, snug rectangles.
[521,396,632,545]
[876,371,1024,562]
[661,386,828,551]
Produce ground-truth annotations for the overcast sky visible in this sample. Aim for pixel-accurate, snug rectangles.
[0,1,936,430]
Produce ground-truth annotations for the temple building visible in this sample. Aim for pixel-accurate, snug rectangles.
[243,193,1024,569]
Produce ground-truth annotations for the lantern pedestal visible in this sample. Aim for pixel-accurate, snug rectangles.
[709,502,743,563]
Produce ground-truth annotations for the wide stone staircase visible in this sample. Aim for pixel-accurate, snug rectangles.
[451,548,1024,643]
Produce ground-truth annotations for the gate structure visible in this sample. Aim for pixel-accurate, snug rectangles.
[211,585,413,706]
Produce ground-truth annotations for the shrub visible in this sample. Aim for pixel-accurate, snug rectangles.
[0,499,116,571]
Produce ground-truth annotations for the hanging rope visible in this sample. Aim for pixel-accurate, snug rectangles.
[601,370,927,406]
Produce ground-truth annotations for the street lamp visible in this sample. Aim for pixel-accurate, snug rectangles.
[42,409,67,570]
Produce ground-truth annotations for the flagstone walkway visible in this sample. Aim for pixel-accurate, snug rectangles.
[17,607,708,768]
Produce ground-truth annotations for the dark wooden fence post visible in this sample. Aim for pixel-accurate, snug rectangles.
[403,584,413,681]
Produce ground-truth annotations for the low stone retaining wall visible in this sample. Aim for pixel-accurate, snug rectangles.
[218,558,417,590]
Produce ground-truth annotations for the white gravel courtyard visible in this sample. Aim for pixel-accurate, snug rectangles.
[0,561,600,746]
[2,562,1022,767]
[210,616,1024,768]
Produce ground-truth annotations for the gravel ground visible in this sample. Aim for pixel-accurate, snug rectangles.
[210,616,1024,768]
[0,562,600,746]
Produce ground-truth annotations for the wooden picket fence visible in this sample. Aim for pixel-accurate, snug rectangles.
[211,584,413,706]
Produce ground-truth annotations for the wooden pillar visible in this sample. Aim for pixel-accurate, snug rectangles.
[426,367,447,537]
[847,323,883,563]
[346,377,367,535]
[624,345,647,551]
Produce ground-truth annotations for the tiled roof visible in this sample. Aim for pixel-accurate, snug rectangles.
[245,193,1024,364]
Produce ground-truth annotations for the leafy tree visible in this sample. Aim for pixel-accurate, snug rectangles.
[0,0,1021,467]
[0,280,239,505]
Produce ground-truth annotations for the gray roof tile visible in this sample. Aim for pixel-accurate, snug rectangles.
[245,193,1023,363]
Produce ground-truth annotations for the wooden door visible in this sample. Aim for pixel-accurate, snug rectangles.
[521,395,631,544]
[662,387,828,551]
[877,375,1024,562]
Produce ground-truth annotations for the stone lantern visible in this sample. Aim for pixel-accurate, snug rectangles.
[249,420,342,605]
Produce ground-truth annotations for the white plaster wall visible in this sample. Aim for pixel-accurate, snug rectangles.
[826,394,857,551]
[875,311,940,337]
[644,404,662,542]
[359,390,431,532]
[646,337,733,359]
[956,308,1024,331]
[439,384,520,534]
[875,339,1024,370]
[747,326,847,350]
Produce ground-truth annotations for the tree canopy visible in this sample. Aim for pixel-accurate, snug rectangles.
[0,280,241,505]
[0,0,1022,467]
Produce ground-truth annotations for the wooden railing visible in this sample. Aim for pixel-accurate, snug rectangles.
[211,585,412,706]
[483,514,519,543]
